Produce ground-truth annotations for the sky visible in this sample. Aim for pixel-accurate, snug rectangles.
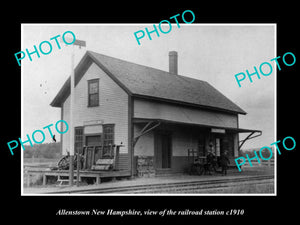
[22,24,275,149]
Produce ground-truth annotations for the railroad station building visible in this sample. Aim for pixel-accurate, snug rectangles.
[50,50,259,177]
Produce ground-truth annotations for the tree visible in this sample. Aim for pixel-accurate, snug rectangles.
[23,142,61,158]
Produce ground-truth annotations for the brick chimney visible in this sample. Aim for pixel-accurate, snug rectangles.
[169,51,178,75]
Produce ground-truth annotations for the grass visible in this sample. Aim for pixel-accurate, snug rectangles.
[184,182,275,194]
[221,182,274,193]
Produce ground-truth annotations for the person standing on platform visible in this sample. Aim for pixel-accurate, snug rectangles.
[206,143,217,175]
[220,150,230,176]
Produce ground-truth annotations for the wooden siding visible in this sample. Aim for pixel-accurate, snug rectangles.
[134,98,238,129]
[133,125,207,157]
[62,62,129,155]
[171,156,190,172]
[172,127,199,157]
[118,153,130,170]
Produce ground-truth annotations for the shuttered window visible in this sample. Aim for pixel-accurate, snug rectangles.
[103,124,115,156]
[88,79,99,107]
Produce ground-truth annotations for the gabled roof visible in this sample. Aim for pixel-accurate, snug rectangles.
[50,51,246,115]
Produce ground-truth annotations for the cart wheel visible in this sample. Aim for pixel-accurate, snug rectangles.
[195,164,204,175]
[57,155,69,170]
[198,165,204,175]
[189,164,196,175]
[189,164,194,175]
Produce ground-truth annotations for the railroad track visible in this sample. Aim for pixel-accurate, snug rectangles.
[47,175,274,194]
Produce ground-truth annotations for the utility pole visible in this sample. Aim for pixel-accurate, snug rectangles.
[67,38,86,186]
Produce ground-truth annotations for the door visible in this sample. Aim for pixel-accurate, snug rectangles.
[155,132,172,169]
[85,135,102,168]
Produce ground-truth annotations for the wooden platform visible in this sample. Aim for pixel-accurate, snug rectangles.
[23,171,274,194]
[25,169,131,186]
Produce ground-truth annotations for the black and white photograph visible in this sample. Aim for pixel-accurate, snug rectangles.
[2,5,299,224]
[21,24,276,195]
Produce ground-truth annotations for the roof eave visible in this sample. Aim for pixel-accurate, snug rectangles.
[132,94,247,115]
[50,76,71,108]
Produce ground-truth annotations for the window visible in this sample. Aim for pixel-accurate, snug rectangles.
[75,127,84,154]
[88,79,99,107]
[215,138,220,156]
[103,124,115,156]
[103,124,114,146]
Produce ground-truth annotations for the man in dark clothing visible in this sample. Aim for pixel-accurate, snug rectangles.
[220,151,230,176]
[206,149,217,175]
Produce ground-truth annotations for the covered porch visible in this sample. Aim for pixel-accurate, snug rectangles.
[24,144,131,186]
[133,118,261,176]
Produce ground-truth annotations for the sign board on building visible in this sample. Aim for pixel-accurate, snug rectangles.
[83,120,104,134]
[84,125,103,134]
[211,128,226,134]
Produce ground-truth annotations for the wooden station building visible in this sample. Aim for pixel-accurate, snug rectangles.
[50,50,259,179]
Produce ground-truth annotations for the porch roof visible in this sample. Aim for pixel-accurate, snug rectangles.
[133,118,261,134]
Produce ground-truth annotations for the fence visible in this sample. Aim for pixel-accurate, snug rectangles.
[243,158,275,167]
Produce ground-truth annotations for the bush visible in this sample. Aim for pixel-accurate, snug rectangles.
[240,146,274,158]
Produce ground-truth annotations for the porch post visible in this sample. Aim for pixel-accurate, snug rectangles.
[66,38,86,186]
[69,49,75,186]
[233,133,239,157]
[128,96,134,178]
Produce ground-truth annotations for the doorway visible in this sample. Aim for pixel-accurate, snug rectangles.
[154,131,172,169]
[211,134,234,157]
[85,135,102,168]
[85,135,102,146]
